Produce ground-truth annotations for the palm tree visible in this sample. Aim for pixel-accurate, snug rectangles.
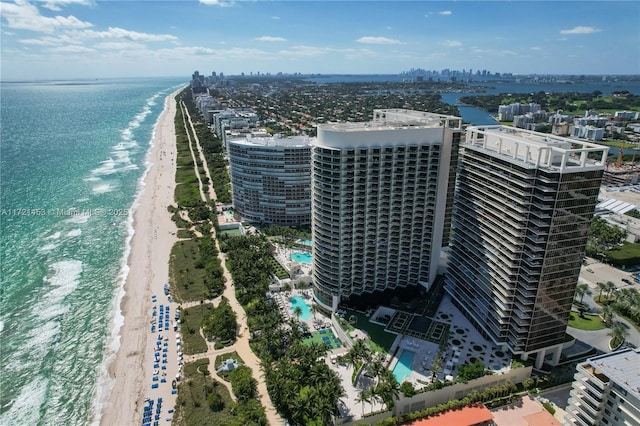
[355,387,372,418]
[608,324,630,349]
[310,303,318,320]
[575,283,592,304]
[604,281,617,301]
[293,305,303,319]
[596,282,607,302]
[601,304,615,324]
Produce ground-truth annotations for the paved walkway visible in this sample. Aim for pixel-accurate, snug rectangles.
[178,105,283,426]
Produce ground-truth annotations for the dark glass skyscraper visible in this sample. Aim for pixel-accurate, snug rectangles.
[446,126,608,368]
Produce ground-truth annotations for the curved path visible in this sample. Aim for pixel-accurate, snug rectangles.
[177,103,283,426]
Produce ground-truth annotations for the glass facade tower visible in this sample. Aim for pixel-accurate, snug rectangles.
[446,126,608,365]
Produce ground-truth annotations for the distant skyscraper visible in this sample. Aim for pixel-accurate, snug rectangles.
[565,348,640,425]
[446,126,608,367]
[311,109,462,312]
[227,134,311,225]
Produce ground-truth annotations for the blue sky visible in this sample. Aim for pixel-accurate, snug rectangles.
[1,0,638,80]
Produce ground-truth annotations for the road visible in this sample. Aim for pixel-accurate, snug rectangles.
[570,257,640,351]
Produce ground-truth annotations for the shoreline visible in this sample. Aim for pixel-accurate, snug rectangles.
[99,88,181,426]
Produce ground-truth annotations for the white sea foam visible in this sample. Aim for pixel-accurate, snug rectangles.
[67,229,82,237]
[76,197,90,202]
[92,183,115,194]
[0,377,49,426]
[64,214,90,224]
[42,260,82,308]
[39,243,59,252]
[45,231,61,240]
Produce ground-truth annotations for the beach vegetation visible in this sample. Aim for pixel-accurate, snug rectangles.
[177,229,195,239]
[203,296,237,343]
[173,358,241,426]
[178,88,232,204]
[169,237,225,302]
[229,365,258,402]
[180,303,213,355]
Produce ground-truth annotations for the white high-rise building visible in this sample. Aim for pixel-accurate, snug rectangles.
[446,126,609,367]
[227,134,311,225]
[311,109,462,312]
[565,348,640,426]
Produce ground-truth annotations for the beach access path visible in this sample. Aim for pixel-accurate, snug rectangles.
[175,102,283,426]
[100,89,182,426]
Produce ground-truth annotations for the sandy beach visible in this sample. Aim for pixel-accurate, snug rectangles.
[100,89,182,426]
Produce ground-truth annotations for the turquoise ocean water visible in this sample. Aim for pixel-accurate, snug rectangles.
[0,78,185,425]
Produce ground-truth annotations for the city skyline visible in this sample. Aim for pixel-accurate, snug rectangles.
[1,0,639,80]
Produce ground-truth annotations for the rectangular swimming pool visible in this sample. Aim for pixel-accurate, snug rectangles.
[392,350,415,384]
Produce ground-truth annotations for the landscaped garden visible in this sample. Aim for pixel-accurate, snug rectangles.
[568,311,606,331]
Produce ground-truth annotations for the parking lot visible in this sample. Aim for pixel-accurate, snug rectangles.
[580,257,637,291]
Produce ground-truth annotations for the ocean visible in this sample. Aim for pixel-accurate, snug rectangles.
[0,77,185,425]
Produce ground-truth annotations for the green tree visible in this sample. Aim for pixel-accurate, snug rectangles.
[207,390,225,411]
[229,365,258,402]
[575,283,592,304]
[596,282,607,302]
[608,324,630,349]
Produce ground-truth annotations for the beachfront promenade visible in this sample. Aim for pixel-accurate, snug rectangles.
[179,101,283,425]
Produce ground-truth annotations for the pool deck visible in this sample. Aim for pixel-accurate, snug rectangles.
[386,294,513,389]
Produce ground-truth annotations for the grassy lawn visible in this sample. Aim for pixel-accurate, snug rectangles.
[181,303,214,355]
[268,256,289,279]
[568,311,606,331]
[173,358,237,425]
[604,242,640,268]
[303,329,343,350]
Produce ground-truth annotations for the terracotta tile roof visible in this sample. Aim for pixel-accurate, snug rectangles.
[405,404,494,426]
[522,410,561,426]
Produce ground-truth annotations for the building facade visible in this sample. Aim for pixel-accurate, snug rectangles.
[565,348,640,426]
[227,134,311,225]
[311,109,462,312]
[446,126,608,367]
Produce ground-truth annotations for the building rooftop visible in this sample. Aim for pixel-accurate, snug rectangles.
[227,134,312,148]
[318,109,462,133]
[465,125,609,171]
[583,348,640,399]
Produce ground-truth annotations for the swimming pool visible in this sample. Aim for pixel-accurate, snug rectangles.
[298,239,313,246]
[392,350,415,384]
[290,296,312,320]
[291,252,312,264]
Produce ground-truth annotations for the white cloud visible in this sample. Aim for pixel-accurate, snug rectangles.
[255,36,286,42]
[531,46,542,51]
[356,36,402,45]
[279,45,333,57]
[439,10,452,15]
[199,0,234,7]
[560,26,601,35]
[94,41,146,50]
[49,44,94,53]
[272,16,280,20]
[41,0,92,12]
[69,27,177,42]
[1,0,93,33]
[441,40,462,48]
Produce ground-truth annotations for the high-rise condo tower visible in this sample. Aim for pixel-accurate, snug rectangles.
[311,109,462,312]
[446,125,608,367]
